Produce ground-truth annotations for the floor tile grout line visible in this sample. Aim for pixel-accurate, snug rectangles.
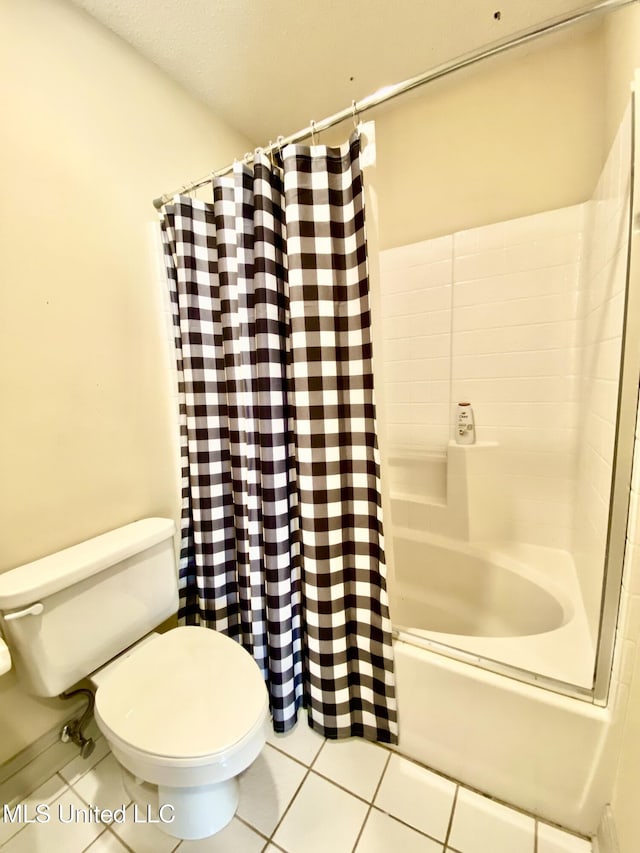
[59,745,111,790]
[55,770,71,789]
[261,841,290,853]
[67,785,133,816]
[383,747,470,798]
[1,764,74,811]
[262,841,287,853]
[0,818,29,848]
[264,739,325,771]
[65,753,134,825]
[371,751,393,801]
[261,733,392,849]
[79,826,123,853]
[264,767,311,847]
[369,805,451,849]
[443,784,459,849]
[349,750,392,852]
[394,746,562,837]
[309,763,390,808]
[536,817,593,845]
[262,737,327,847]
[307,769,366,805]
[136,824,181,853]
[234,813,271,845]
[350,802,373,852]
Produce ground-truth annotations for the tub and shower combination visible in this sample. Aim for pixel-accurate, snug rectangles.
[377,99,637,835]
[386,493,612,833]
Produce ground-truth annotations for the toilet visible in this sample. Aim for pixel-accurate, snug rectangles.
[0,518,269,840]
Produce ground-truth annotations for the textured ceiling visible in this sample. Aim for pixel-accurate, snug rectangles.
[68,0,612,145]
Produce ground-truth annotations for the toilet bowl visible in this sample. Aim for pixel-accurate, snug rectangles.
[92,626,269,839]
[0,518,270,841]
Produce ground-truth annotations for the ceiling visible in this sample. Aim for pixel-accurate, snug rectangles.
[69,0,613,145]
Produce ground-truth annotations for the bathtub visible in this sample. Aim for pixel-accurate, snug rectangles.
[389,528,623,834]
[391,528,594,688]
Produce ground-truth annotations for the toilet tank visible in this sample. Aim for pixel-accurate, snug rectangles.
[0,518,178,697]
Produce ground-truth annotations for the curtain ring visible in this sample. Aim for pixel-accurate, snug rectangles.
[310,120,317,145]
[352,100,359,132]
[271,136,285,169]
[269,140,279,169]
[265,141,275,168]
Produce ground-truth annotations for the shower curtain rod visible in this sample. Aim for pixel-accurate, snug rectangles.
[152,0,637,210]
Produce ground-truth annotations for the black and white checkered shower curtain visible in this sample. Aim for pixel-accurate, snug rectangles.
[160,134,397,743]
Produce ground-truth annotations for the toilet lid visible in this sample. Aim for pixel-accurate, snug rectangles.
[94,626,268,760]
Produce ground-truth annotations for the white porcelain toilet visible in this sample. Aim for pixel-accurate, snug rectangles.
[0,518,269,840]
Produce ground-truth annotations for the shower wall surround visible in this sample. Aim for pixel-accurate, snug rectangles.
[379,104,631,618]
[381,235,454,452]
[380,205,584,550]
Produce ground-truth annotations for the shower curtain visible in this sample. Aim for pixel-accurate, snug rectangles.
[160,133,397,743]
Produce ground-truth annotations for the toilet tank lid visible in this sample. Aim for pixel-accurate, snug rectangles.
[0,518,176,610]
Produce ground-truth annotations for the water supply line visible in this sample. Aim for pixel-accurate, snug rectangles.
[59,688,96,759]
[152,0,638,210]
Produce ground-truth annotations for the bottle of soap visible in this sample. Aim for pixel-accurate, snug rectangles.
[455,402,476,445]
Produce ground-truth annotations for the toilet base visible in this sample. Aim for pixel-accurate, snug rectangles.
[158,778,239,840]
[121,767,239,840]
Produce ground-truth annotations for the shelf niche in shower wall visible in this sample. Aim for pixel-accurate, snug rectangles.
[389,441,505,542]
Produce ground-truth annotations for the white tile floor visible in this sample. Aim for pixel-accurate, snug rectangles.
[0,722,593,853]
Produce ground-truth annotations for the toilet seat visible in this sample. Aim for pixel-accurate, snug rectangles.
[94,626,269,765]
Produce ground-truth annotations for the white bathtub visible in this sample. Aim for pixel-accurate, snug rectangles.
[390,528,594,688]
[388,528,622,834]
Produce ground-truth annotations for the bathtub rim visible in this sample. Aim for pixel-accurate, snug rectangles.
[392,626,595,702]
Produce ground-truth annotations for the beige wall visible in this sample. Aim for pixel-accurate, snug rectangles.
[603,5,640,149]
[368,23,606,249]
[1,0,638,819]
[0,0,252,764]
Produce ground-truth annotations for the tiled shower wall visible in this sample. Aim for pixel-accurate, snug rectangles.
[380,206,584,549]
[379,104,631,568]
[380,235,454,452]
[451,207,583,549]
